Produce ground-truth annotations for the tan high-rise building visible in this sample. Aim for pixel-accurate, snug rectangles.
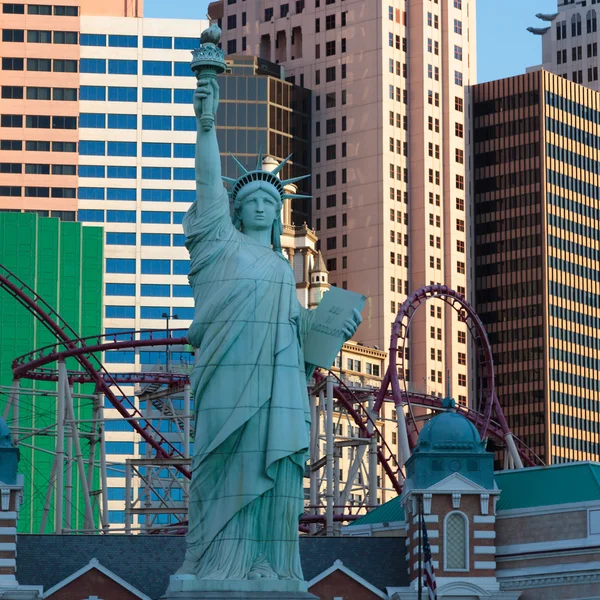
[0,0,142,219]
[209,0,477,402]
[473,69,600,464]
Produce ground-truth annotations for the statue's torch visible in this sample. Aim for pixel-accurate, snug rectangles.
[190,25,227,132]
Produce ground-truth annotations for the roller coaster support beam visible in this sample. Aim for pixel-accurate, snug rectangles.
[56,361,66,533]
[367,395,378,508]
[309,392,319,536]
[65,420,73,530]
[396,403,412,467]
[183,383,191,500]
[325,375,334,536]
[97,392,109,532]
[64,376,95,530]
[3,380,20,446]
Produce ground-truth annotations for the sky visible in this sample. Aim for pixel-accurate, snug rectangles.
[144,0,559,84]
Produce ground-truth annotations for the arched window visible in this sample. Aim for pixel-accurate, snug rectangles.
[444,511,468,571]
[587,10,597,33]
[572,13,582,36]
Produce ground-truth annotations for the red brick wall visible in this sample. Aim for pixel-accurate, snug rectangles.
[46,568,142,600]
[309,570,382,600]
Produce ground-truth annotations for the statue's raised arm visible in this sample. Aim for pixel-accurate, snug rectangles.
[193,77,224,210]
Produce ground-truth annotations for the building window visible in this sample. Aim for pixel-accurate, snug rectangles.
[455,96,463,112]
[454,71,463,86]
[455,122,463,138]
[444,512,468,571]
[454,19,462,34]
[458,331,466,344]
[454,45,462,60]
[326,14,336,30]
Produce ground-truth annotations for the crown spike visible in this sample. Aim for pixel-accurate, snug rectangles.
[256,148,263,170]
[281,174,311,186]
[271,154,293,176]
[283,193,312,200]
[229,153,249,174]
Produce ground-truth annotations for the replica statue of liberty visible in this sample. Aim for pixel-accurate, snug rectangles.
[170,48,361,594]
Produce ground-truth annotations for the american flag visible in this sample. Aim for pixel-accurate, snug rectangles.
[422,517,438,600]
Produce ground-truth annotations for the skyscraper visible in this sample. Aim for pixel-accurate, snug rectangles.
[473,69,600,464]
[210,0,477,402]
[535,1,600,90]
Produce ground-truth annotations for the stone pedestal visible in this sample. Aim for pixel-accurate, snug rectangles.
[162,575,318,600]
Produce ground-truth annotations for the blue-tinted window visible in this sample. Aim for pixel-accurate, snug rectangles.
[80,58,106,73]
[174,36,200,49]
[172,212,186,224]
[141,284,170,297]
[105,441,135,454]
[78,209,104,222]
[141,211,170,224]
[106,258,136,272]
[142,115,171,130]
[78,187,104,200]
[176,307,194,319]
[139,351,167,366]
[173,189,195,203]
[104,349,135,362]
[107,511,125,523]
[105,305,135,318]
[142,166,171,180]
[108,113,137,129]
[143,35,172,49]
[142,233,170,246]
[79,140,105,155]
[142,142,171,158]
[141,188,170,202]
[80,33,106,46]
[141,259,170,274]
[107,141,137,156]
[173,259,190,275]
[79,165,105,178]
[80,85,106,101]
[142,87,171,103]
[106,487,128,500]
[141,305,170,319]
[106,232,136,245]
[173,234,186,247]
[173,143,194,158]
[174,116,196,131]
[107,210,136,223]
[108,34,137,47]
[106,283,136,296]
[108,86,137,102]
[108,59,138,75]
[104,421,133,432]
[174,88,194,104]
[143,60,172,76]
[172,284,192,297]
[174,167,195,180]
[107,188,136,201]
[80,113,106,128]
[107,166,136,179]
[174,61,193,77]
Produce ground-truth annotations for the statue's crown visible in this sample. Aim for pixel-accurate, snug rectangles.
[223,153,311,203]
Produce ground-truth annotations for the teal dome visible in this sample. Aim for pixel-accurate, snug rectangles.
[415,409,485,453]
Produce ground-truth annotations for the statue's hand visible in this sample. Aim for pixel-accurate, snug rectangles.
[341,308,362,341]
[194,78,220,120]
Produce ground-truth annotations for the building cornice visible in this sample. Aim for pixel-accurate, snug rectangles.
[497,561,600,590]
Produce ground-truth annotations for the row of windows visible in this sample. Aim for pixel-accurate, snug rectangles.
[79,210,186,224]
[79,114,196,131]
[556,42,598,65]
[550,325,600,353]
[2,29,78,44]
[553,433,600,457]
[78,188,195,203]
[547,116,600,151]
[80,141,194,159]
[3,3,78,15]
[548,169,600,201]
[550,302,600,330]
[2,85,76,101]
[0,186,74,197]
[551,346,600,373]
[106,306,194,319]
[551,368,600,393]
[549,280,600,308]
[79,58,194,76]
[106,283,192,298]
[550,390,600,418]
[106,258,190,275]
[80,34,199,49]
[78,165,195,180]
[549,255,600,284]
[1,114,76,129]
[0,162,76,175]
[548,212,600,243]
[548,191,600,222]
[106,232,186,247]
[79,86,194,104]
[546,91,600,126]
[2,57,77,72]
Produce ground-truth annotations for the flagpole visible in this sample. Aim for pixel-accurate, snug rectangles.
[418,494,423,600]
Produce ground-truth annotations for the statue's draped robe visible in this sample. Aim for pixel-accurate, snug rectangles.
[181,188,313,580]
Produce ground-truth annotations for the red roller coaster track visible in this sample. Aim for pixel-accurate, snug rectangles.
[0,265,542,516]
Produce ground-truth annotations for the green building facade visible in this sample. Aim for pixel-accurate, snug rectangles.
[0,212,103,533]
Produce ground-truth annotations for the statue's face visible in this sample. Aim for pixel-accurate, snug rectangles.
[239,189,279,232]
